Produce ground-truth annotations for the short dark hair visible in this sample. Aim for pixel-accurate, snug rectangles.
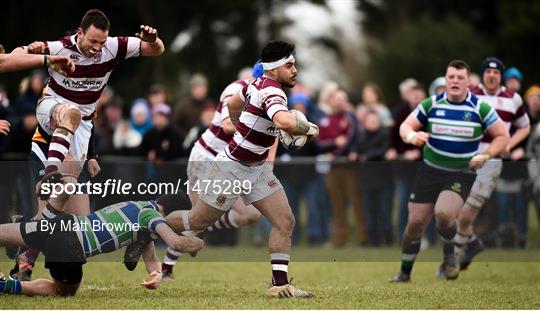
[156,191,192,216]
[261,40,295,63]
[80,9,110,32]
[447,60,471,75]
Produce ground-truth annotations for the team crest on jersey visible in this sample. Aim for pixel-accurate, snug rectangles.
[216,194,226,206]
[70,54,80,60]
[451,182,462,193]
[463,112,472,121]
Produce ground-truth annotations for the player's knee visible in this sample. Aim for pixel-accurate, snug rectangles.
[243,207,261,225]
[434,209,453,226]
[275,210,295,234]
[406,216,426,232]
[60,106,82,127]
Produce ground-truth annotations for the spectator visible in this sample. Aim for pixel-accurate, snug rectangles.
[355,110,393,245]
[428,76,445,97]
[147,83,169,109]
[94,96,124,155]
[113,120,142,155]
[8,110,37,154]
[140,103,182,161]
[317,88,366,247]
[504,67,524,93]
[317,81,339,115]
[470,72,481,89]
[15,70,45,118]
[173,73,214,137]
[181,104,213,153]
[96,86,115,115]
[356,82,393,127]
[130,98,153,136]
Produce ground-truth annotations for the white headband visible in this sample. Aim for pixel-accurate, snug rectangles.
[261,55,295,70]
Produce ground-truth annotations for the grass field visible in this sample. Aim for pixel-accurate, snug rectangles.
[1,247,539,309]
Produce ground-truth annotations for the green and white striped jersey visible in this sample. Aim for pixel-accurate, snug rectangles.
[74,201,165,258]
[413,92,499,171]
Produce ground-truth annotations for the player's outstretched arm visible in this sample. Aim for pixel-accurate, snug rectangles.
[11,41,47,55]
[0,54,74,74]
[155,222,204,253]
[140,241,162,289]
[137,25,165,56]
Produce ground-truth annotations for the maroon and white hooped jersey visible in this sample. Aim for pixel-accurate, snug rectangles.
[196,79,250,156]
[225,76,289,162]
[471,84,530,149]
[43,35,141,118]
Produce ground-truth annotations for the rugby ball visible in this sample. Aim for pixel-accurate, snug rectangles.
[279,110,308,151]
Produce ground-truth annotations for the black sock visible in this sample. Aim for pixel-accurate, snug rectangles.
[401,239,421,275]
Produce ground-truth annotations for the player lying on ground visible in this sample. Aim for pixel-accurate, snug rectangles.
[0,191,203,296]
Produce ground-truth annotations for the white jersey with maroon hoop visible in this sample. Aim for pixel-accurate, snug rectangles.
[43,34,141,119]
[32,34,141,168]
[468,84,530,201]
[471,84,530,152]
[225,76,289,162]
[195,79,250,157]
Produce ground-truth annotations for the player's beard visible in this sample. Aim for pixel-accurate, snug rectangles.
[280,76,296,88]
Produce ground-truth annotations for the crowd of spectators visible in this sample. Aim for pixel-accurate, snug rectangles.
[1,62,539,249]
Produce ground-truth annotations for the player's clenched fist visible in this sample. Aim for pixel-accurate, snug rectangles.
[0,119,10,135]
[27,41,47,54]
[47,55,76,75]
[136,25,158,43]
[405,131,429,147]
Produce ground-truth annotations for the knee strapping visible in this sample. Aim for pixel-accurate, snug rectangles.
[179,210,191,231]
[55,104,78,122]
